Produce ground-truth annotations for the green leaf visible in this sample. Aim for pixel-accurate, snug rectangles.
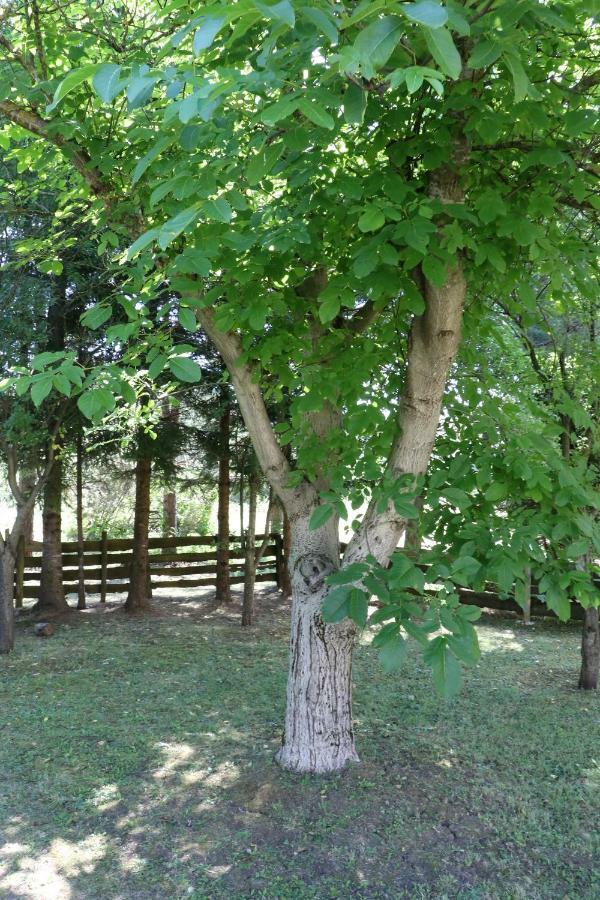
[353,16,403,75]
[343,83,367,124]
[175,249,212,276]
[47,64,100,112]
[178,306,198,332]
[309,504,334,530]
[246,142,284,185]
[148,354,167,379]
[157,205,201,250]
[127,228,159,260]
[401,2,448,28]
[261,97,299,125]
[503,52,530,103]
[81,304,112,330]
[31,376,53,407]
[132,136,172,184]
[52,372,72,397]
[424,26,462,80]
[422,255,447,287]
[253,0,295,28]
[484,482,508,502]
[77,388,116,421]
[379,635,407,673]
[358,205,385,233]
[424,636,462,698]
[92,64,122,103]
[297,99,335,129]
[467,41,502,69]
[126,74,158,109]
[405,69,424,93]
[202,198,233,223]
[168,356,202,383]
[319,294,341,323]
[301,6,338,44]
[327,562,369,585]
[193,17,226,53]
[348,589,369,627]
[322,585,351,623]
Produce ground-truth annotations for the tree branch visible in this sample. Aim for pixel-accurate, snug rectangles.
[195,305,316,515]
[0,101,110,195]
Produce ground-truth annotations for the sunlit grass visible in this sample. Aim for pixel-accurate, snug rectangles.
[0,591,598,899]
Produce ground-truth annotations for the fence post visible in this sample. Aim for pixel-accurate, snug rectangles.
[15,534,25,609]
[100,530,108,604]
[274,532,283,590]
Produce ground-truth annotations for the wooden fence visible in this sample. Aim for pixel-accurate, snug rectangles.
[14,532,284,605]
[14,532,588,621]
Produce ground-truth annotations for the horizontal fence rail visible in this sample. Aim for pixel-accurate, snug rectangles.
[15,533,284,604]
[14,533,589,621]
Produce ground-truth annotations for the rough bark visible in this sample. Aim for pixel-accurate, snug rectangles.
[216,405,232,604]
[275,515,359,773]
[76,433,86,610]
[281,509,292,599]
[125,456,152,612]
[242,471,259,626]
[163,491,177,536]
[579,607,599,690]
[36,454,68,613]
[0,546,16,654]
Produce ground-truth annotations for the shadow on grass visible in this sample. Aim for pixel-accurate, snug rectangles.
[0,593,597,900]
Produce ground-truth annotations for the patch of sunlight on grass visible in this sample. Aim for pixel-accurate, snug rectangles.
[153,741,196,778]
[88,783,122,811]
[118,844,147,874]
[206,864,233,879]
[477,628,525,652]
[0,834,107,899]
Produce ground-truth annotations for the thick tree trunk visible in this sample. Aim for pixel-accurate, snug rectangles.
[216,405,232,603]
[163,491,177,536]
[241,472,259,626]
[36,455,68,613]
[275,515,359,773]
[281,509,292,599]
[125,457,152,612]
[0,547,16,654]
[76,433,86,610]
[579,607,599,690]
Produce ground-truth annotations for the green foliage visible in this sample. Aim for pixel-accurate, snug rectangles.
[321,552,482,699]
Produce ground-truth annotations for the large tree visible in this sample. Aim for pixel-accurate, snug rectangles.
[1,1,597,769]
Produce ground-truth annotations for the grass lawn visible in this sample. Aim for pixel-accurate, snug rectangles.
[1,587,598,900]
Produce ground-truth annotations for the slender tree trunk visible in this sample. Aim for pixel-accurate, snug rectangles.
[216,405,232,603]
[163,491,177,536]
[522,566,532,626]
[125,457,152,612]
[242,471,259,626]
[579,607,599,690]
[275,514,359,773]
[239,469,245,550]
[0,546,16,654]
[19,472,35,554]
[36,454,68,613]
[76,433,86,610]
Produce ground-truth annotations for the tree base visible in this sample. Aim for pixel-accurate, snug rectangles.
[274,742,360,775]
